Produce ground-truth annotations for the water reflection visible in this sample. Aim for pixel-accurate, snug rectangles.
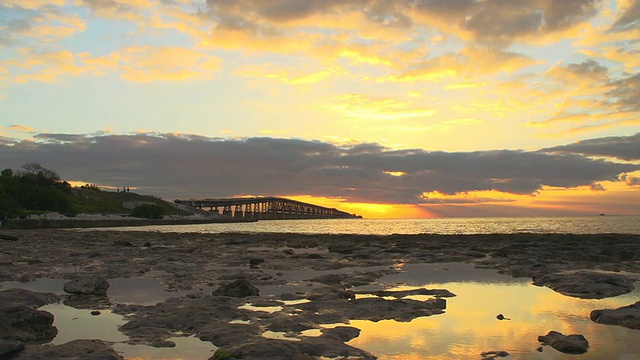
[346,263,640,359]
[108,277,188,305]
[39,303,128,345]
[113,336,217,360]
[104,216,640,235]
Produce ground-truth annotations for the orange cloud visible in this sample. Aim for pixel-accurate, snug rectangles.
[8,125,35,133]
[234,63,341,85]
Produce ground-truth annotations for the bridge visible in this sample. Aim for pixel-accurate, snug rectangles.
[174,197,361,220]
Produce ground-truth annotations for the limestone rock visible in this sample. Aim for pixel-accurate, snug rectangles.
[212,279,259,298]
[537,331,588,354]
[0,306,57,342]
[590,301,640,329]
[532,271,635,299]
[0,288,59,308]
[63,276,110,296]
[211,339,313,360]
[12,339,123,359]
[0,339,25,357]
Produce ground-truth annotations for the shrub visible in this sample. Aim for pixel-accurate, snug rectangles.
[130,204,164,219]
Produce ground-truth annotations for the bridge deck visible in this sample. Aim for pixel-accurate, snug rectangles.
[174,197,359,220]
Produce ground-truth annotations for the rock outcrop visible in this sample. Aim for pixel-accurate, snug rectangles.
[12,339,123,360]
[0,289,60,344]
[212,278,260,298]
[538,331,589,354]
[532,271,635,299]
[63,276,110,296]
[590,301,640,329]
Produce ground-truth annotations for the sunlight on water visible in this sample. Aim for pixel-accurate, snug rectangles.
[345,263,640,360]
[108,216,640,235]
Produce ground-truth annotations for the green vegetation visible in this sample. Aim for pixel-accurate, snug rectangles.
[130,204,165,219]
[0,163,191,219]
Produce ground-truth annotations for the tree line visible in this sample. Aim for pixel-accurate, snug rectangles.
[0,163,74,219]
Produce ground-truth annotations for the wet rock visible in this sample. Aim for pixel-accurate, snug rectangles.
[12,339,123,359]
[532,271,635,299]
[0,339,25,357]
[0,306,58,342]
[481,350,510,359]
[212,279,260,298]
[590,301,640,329]
[63,276,110,296]
[297,294,446,323]
[537,331,589,354]
[249,258,265,267]
[355,288,456,299]
[63,294,110,309]
[266,318,315,333]
[211,339,313,360]
[320,326,360,342]
[0,289,60,343]
[292,336,377,360]
[0,288,59,308]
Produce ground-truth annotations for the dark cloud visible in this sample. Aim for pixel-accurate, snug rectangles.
[461,0,601,45]
[541,132,640,162]
[607,73,640,112]
[204,0,601,45]
[78,0,135,14]
[567,59,609,79]
[610,0,640,31]
[1,133,636,204]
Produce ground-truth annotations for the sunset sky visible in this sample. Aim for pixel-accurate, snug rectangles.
[1,0,639,218]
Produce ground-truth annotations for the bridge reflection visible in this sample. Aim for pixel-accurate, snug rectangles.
[174,197,360,220]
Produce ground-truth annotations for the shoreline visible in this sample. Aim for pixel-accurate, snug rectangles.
[1,230,640,359]
[0,216,255,230]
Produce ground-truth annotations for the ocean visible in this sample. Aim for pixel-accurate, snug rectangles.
[113,215,640,235]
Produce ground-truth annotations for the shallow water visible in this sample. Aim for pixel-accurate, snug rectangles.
[105,215,640,235]
[349,263,640,360]
[3,263,640,359]
[1,277,216,359]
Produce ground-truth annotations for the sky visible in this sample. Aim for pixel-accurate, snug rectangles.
[1,0,639,218]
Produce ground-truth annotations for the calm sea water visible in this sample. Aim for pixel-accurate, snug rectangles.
[115,215,640,235]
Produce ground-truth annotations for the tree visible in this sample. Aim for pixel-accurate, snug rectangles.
[21,163,60,183]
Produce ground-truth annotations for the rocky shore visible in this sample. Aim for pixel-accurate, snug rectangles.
[0,213,254,230]
[1,230,639,359]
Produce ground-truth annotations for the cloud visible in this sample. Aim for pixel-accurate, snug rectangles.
[388,47,539,83]
[529,60,640,135]
[0,8,86,48]
[0,0,66,9]
[203,0,603,48]
[540,132,640,161]
[610,0,640,31]
[234,63,341,85]
[608,73,640,112]
[1,133,637,204]
[8,125,35,133]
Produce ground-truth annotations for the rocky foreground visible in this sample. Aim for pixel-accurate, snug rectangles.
[1,230,640,359]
